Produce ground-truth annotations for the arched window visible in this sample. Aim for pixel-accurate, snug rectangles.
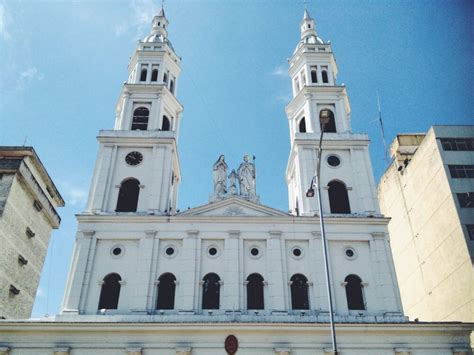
[290,274,309,310]
[322,70,329,83]
[311,69,318,83]
[298,117,307,133]
[320,109,336,133]
[156,273,176,310]
[140,68,147,82]
[151,69,158,82]
[162,115,171,131]
[345,274,365,310]
[202,273,220,309]
[169,79,175,94]
[98,273,121,310]
[131,107,149,131]
[328,180,351,214]
[116,178,140,212]
[163,72,168,84]
[246,273,264,310]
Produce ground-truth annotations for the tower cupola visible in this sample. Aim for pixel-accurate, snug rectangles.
[143,6,171,46]
[295,9,324,54]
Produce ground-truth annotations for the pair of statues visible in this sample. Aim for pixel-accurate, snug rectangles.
[213,155,256,198]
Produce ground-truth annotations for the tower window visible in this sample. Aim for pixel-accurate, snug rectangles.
[163,72,168,84]
[202,273,220,309]
[290,274,309,310]
[328,180,351,214]
[246,273,264,310]
[156,273,176,310]
[345,274,365,310]
[310,67,318,83]
[162,115,171,131]
[131,107,149,130]
[151,68,159,82]
[98,273,122,310]
[298,117,307,133]
[170,79,175,94]
[294,77,300,92]
[116,178,140,212]
[140,66,148,82]
[320,109,336,133]
[322,68,329,83]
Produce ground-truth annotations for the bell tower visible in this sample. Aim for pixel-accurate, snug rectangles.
[86,7,183,215]
[286,9,380,217]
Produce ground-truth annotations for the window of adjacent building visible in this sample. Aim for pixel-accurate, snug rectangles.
[202,273,221,309]
[290,273,309,310]
[321,66,329,83]
[162,115,171,131]
[440,138,474,151]
[140,65,148,82]
[151,65,159,82]
[448,165,474,178]
[116,178,140,212]
[345,274,365,310]
[466,225,474,240]
[156,273,176,310]
[131,107,149,130]
[328,180,351,214]
[310,66,318,83]
[246,273,264,310]
[457,192,474,208]
[320,109,336,133]
[298,117,307,133]
[98,273,122,310]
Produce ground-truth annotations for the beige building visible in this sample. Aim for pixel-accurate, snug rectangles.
[0,147,64,319]
[378,125,474,323]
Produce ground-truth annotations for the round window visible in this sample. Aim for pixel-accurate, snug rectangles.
[112,247,122,256]
[250,247,259,256]
[292,247,302,257]
[327,155,341,167]
[208,247,218,256]
[165,247,175,256]
[344,247,357,260]
[110,245,125,258]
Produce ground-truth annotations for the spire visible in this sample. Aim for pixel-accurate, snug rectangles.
[303,8,311,20]
[158,5,165,18]
[142,5,172,48]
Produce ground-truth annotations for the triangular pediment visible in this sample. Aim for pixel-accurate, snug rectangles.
[179,197,289,217]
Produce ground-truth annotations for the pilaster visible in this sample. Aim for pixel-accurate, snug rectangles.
[223,230,241,310]
[179,230,199,312]
[267,231,286,312]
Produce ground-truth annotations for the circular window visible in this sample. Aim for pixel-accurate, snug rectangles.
[163,245,178,258]
[208,247,218,256]
[125,151,143,166]
[344,247,357,260]
[165,247,175,256]
[327,155,341,167]
[291,247,304,259]
[110,245,125,258]
[250,248,259,256]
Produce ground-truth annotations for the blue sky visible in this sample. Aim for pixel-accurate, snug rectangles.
[0,0,472,318]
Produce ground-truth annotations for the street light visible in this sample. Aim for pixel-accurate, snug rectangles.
[306,111,338,354]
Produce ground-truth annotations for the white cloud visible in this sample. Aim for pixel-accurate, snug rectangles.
[276,93,291,103]
[60,182,88,207]
[15,66,44,92]
[36,286,45,298]
[114,0,159,38]
[0,3,12,41]
[271,65,287,77]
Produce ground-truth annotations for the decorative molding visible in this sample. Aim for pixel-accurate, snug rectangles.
[118,280,126,286]
[311,231,321,238]
[452,349,470,355]
[0,347,10,355]
[186,230,199,237]
[371,232,385,240]
[340,281,348,287]
[394,348,411,355]
[126,348,142,355]
[53,347,70,355]
[175,347,191,355]
[274,347,291,355]
[228,230,241,237]
[145,230,158,238]
[82,230,95,238]
[269,230,282,238]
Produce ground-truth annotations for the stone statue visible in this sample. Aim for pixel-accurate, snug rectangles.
[228,169,238,195]
[212,155,228,195]
[237,155,256,196]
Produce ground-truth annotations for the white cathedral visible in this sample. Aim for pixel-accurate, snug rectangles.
[0,7,471,355]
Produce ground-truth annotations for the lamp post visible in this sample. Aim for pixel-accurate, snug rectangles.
[306,110,338,354]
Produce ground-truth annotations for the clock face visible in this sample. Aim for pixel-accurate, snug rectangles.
[125,151,143,166]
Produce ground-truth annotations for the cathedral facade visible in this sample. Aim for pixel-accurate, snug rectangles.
[0,8,471,355]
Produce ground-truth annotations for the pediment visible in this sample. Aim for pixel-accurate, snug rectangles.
[179,197,289,217]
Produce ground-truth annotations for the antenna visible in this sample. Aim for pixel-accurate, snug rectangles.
[376,91,389,164]
[22,136,28,146]
[304,0,308,9]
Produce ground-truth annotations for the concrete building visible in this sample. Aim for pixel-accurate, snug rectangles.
[0,9,472,355]
[0,147,64,319]
[378,126,474,323]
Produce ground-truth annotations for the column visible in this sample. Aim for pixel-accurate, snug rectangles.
[267,231,286,313]
[78,231,98,313]
[89,145,114,213]
[179,230,199,313]
[148,146,160,214]
[61,231,94,315]
[149,93,161,130]
[117,91,130,130]
[223,230,240,311]
[132,231,157,314]
[310,231,325,310]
